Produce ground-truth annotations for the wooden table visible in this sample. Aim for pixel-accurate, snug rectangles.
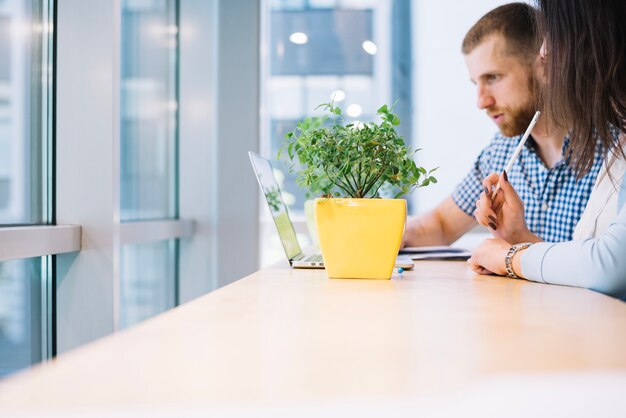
[1,261,625,417]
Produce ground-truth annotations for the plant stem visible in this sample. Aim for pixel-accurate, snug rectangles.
[338,159,359,194]
[360,148,381,195]
[332,157,361,197]
[349,170,361,197]
[323,165,357,197]
[362,155,389,196]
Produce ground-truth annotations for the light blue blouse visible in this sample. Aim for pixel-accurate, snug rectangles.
[521,179,626,300]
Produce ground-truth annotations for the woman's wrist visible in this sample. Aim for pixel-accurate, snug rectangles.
[504,243,533,278]
[512,247,528,279]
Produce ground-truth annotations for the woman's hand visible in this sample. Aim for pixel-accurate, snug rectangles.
[467,238,511,276]
[474,171,541,243]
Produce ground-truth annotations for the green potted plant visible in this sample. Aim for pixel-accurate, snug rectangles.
[279,102,437,279]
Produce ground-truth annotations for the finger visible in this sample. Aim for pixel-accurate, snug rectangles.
[477,267,495,275]
[468,255,494,275]
[482,173,500,197]
[474,198,497,229]
[474,209,494,229]
[482,172,499,188]
[471,265,484,274]
[467,257,481,270]
[492,189,505,214]
[473,203,496,229]
[477,192,498,225]
[469,262,494,275]
[499,170,521,200]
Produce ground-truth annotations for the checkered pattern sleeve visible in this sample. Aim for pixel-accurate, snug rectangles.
[452,144,494,217]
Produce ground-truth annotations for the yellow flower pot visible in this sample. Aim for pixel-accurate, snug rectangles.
[315,198,406,279]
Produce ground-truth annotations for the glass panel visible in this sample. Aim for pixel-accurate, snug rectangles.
[120,240,177,329]
[120,0,178,221]
[270,9,373,76]
[0,0,52,224]
[0,0,53,378]
[0,257,45,377]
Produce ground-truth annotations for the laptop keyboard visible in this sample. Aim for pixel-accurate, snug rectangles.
[302,254,323,263]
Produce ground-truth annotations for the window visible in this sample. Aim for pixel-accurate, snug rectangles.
[121,0,178,221]
[119,0,180,328]
[0,0,52,225]
[0,257,49,377]
[0,0,54,375]
[120,240,177,328]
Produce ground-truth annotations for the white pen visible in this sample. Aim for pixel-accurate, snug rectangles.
[491,110,541,198]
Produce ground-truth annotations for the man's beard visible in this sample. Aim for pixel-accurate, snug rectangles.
[491,75,540,137]
[495,104,536,137]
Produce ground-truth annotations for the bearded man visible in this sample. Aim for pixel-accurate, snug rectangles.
[403,2,604,246]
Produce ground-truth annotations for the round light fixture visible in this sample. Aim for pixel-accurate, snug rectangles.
[330,90,346,102]
[289,32,308,45]
[362,40,378,55]
[347,104,363,118]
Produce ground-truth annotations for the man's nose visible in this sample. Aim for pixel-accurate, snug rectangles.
[477,86,495,109]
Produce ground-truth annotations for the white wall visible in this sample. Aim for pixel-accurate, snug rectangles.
[411,0,510,214]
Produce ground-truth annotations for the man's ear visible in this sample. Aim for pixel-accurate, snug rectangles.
[532,54,546,82]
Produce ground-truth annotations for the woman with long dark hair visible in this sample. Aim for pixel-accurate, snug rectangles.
[468,0,626,300]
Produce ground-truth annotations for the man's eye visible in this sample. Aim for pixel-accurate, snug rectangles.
[486,75,499,82]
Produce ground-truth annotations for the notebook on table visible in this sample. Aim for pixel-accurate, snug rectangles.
[399,246,471,260]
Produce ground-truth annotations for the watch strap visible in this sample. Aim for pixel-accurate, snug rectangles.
[505,242,533,279]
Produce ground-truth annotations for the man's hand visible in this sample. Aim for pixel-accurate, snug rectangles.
[402,196,476,247]
[474,171,541,244]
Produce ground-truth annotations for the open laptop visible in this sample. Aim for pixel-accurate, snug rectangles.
[249,151,325,268]
[249,152,413,270]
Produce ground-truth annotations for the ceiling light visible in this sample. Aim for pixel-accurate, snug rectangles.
[347,104,362,118]
[330,90,346,102]
[289,32,308,45]
[362,40,377,55]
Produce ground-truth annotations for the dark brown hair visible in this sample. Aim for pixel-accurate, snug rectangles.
[462,3,540,64]
[538,0,626,176]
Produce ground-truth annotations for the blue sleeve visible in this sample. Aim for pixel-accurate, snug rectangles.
[452,145,493,216]
[520,204,626,300]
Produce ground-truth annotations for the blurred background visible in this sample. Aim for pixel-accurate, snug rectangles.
[0,0,510,377]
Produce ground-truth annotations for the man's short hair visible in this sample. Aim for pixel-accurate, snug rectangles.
[462,3,539,63]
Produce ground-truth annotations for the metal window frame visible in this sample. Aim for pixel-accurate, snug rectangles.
[120,220,194,246]
[0,225,81,262]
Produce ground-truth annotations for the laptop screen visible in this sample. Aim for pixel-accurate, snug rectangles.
[249,152,302,260]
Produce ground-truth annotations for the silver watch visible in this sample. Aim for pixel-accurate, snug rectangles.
[505,242,533,279]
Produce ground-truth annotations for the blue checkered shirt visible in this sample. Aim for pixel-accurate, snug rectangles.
[452,132,604,243]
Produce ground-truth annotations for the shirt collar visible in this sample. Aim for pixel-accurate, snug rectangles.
[524,134,570,169]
